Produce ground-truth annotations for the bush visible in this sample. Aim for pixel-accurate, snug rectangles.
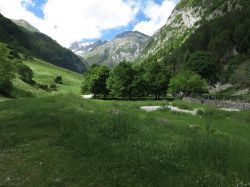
[16,63,34,85]
[37,83,49,91]
[54,76,62,84]
[50,83,57,91]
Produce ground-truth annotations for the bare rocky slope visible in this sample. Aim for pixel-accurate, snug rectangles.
[71,31,149,68]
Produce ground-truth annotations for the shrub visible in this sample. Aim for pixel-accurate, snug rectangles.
[37,83,49,91]
[50,83,57,90]
[16,63,34,85]
[54,76,62,84]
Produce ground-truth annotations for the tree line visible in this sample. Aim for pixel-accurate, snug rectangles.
[81,51,213,99]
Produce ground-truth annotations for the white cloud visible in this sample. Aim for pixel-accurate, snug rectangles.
[133,0,176,36]
[0,0,139,47]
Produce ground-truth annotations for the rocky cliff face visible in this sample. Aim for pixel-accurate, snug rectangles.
[81,31,149,68]
[141,0,242,61]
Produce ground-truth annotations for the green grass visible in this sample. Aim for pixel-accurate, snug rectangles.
[12,58,84,97]
[0,96,249,186]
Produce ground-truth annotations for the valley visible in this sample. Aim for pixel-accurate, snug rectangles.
[0,0,250,186]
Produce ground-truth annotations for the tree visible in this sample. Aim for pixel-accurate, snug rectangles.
[143,62,170,99]
[131,65,147,97]
[81,64,110,97]
[0,57,14,96]
[169,70,208,97]
[54,75,62,84]
[185,51,220,85]
[230,61,250,87]
[16,63,34,84]
[208,31,234,58]
[107,61,134,98]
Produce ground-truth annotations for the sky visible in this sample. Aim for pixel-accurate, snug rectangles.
[0,0,179,47]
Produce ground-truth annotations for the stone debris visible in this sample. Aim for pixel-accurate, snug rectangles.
[220,108,240,112]
[166,105,197,115]
[140,106,163,112]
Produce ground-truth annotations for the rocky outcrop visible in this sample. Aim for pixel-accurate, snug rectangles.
[141,0,242,61]
[82,31,149,68]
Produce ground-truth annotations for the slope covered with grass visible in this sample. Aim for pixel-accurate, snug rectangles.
[12,58,83,98]
[0,14,87,73]
[0,95,249,186]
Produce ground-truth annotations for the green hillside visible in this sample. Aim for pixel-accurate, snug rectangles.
[0,14,87,73]
[12,58,83,98]
[163,7,250,88]
[12,19,39,32]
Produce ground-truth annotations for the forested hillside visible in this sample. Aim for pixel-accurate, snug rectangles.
[164,7,250,87]
[140,0,248,64]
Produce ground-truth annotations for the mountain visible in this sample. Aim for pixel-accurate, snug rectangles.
[139,0,250,88]
[12,19,39,32]
[140,0,244,62]
[82,31,150,68]
[0,14,87,73]
[69,40,107,56]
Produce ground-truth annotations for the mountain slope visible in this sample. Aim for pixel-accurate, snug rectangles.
[83,31,149,67]
[165,5,250,86]
[0,14,87,73]
[141,0,244,62]
[12,19,39,32]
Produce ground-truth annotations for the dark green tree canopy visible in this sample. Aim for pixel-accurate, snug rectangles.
[143,61,170,99]
[169,70,208,97]
[0,57,14,96]
[16,63,34,84]
[107,61,134,98]
[185,51,220,85]
[81,64,110,97]
[54,75,63,84]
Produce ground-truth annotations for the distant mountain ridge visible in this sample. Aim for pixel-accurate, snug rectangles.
[78,31,150,68]
[0,14,87,73]
[69,40,107,56]
[12,19,39,32]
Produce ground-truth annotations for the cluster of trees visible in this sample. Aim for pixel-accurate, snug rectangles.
[82,58,209,99]
[0,56,14,96]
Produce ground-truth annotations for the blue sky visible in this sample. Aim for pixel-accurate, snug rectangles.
[0,0,179,46]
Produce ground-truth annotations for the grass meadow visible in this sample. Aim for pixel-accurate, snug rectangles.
[0,95,249,186]
[11,58,84,98]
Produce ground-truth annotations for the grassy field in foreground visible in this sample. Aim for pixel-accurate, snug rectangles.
[12,58,84,97]
[0,95,250,186]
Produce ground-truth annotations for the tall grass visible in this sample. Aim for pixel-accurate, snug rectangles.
[0,95,249,186]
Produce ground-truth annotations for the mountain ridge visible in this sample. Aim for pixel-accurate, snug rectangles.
[0,14,87,73]
[80,31,150,67]
[12,19,39,32]
[140,0,243,63]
